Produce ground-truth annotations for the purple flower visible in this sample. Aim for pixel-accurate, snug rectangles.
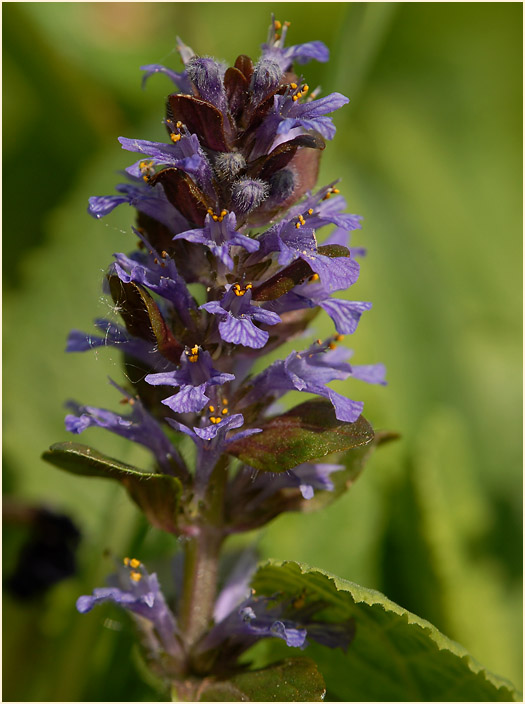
[88,177,188,233]
[111,229,195,325]
[242,338,385,423]
[173,211,259,270]
[145,346,235,414]
[258,215,360,293]
[66,318,168,370]
[166,413,261,492]
[119,133,215,198]
[247,462,344,505]
[261,17,329,72]
[200,283,281,349]
[265,278,372,335]
[77,558,182,659]
[65,380,185,476]
[253,90,349,157]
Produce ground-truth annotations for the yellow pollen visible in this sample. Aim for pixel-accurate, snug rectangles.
[212,215,219,222]
[123,557,130,566]
[161,250,168,258]
[170,133,181,143]
[274,20,282,30]
[316,339,322,345]
[210,416,222,424]
[207,208,214,215]
[295,222,301,229]
[128,398,135,406]
[130,571,142,582]
[292,95,299,102]
[222,397,228,405]
[284,21,291,27]
[302,84,309,92]
[208,405,215,413]
[246,283,253,290]
[308,208,314,215]
[130,558,141,569]
[176,121,183,128]
[290,82,298,90]
[333,188,340,194]
[329,342,337,350]
[142,175,149,182]
[222,408,228,415]
[310,273,320,282]
[220,209,227,217]
[335,334,345,342]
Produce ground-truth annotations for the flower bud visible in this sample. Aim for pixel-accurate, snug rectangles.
[250,57,282,103]
[231,178,270,214]
[214,151,246,181]
[186,57,227,113]
[268,168,296,204]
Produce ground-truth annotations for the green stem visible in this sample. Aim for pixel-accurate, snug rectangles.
[179,456,229,652]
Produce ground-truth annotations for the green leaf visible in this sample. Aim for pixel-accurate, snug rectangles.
[42,442,182,533]
[196,658,326,702]
[227,399,374,473]
[251,561,520,702]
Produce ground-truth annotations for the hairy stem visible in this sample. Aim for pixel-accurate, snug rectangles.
[179,456,229,653]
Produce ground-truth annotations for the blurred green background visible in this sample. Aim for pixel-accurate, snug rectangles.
[3,2,522,700]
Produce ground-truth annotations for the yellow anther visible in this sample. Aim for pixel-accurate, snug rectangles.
[274,20,282,30]
[295,222,301,229]
[299,215,305,224]
[316,339,322,345]
[220,209,228,217]
[335,334,345,342]
[292,95,299,102]
[176,121,183,128]
[170,133,181,143]
[284,21,291,27]
[210,416,222,424]
[290,82,298,90]
[142,175,149,182]
[128,398,135,406]
[123,557,130,566]
[187,345,200,363]
[329,342,337,350]
[308,208,314,215]
[130,571,142,582]
[246,283,253,290]
[302,84,309,93]
[207,208,214,215]
[130,558,141,569]
[222,408,228,415]
[310,273,320,282]
[333,188,340,194]
[212,215,219,221]
[222,397,228,405]
[208,405,215,413]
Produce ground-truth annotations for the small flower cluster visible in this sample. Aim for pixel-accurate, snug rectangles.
[61,17,385,690]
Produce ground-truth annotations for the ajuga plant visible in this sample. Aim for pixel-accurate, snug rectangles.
[43,17,519,704]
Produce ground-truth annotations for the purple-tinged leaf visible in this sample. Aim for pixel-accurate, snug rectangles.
[168,94,229,151]
[108,276,183,364]
[149,167,211,227]
[227,399,374,473]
